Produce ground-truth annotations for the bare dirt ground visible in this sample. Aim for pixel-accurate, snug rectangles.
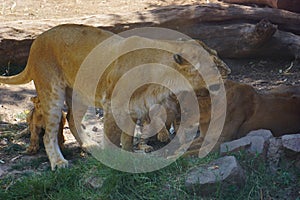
[0,0,205,22]
[1,0,300,181]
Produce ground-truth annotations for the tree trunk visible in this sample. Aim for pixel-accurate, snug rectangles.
[0,3,300,68]
[222,0,300,13]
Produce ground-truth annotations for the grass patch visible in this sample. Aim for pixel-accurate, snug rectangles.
[14,111,29,122]
[3,143,26,154]
[0,152,299,200]
[10,156,49,171]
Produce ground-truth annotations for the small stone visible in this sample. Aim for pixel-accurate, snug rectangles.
[85,176,104,189]
[248,136,268,155]
[220,134,269,156]
[220,137,251,155]
[185,156,245,195]
[282,134,300,152]
[82,167,105,189]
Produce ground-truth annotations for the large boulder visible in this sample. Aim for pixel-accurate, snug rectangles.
[185,156,245,196]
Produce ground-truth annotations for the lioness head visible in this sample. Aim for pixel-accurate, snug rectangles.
[167,40,230,93]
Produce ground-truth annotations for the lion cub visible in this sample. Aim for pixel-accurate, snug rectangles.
[26,96,66,154]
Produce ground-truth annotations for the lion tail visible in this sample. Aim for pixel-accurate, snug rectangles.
[0,66,31,85]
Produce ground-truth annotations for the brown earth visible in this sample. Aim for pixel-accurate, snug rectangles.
[0,0,300,181]
[0,0,206,22]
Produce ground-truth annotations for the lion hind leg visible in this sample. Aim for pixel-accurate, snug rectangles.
[39,88,68,171]
[57,112,66,150]
[65,88,87,147]
[66,102,86,147]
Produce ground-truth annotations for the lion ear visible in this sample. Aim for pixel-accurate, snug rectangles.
[197,87,210,97]
[30,96,38,103]
[173,54,188,65]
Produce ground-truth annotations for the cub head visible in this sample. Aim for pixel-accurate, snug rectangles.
[29,96,43,116]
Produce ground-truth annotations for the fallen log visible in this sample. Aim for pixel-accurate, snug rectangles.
[187,20,300,59]
[222,0,300,13]
[0,3,300,69]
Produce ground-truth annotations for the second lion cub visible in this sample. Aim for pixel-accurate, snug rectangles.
[26,96,66,154]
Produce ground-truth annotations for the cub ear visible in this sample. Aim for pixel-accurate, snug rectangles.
[173,54,186,65]
[30,96,38,103]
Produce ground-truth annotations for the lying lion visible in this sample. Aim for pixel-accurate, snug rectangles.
[0,24,230,170]
[148,80,300,156]
[190,80,300,156]
[26,96,66,154]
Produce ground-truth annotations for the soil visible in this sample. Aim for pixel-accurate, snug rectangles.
[0,0,208,22]
[0,0,300,191]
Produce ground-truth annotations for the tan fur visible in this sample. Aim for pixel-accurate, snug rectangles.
[186,80,300,156]
[0,24,230,170]
[149,80,300,156]
[138,96,178,152]
[26,96,66,154]
[138,42,227,151]
[268,84,300,97]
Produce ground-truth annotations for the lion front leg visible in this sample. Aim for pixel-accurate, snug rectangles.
[121,132,134,151]
[103,108,122,148]
[103,106,136,151]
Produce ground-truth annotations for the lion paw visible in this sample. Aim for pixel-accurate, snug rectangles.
[26,145,39,154]
[138,143,154,153]
[50,159,69,171]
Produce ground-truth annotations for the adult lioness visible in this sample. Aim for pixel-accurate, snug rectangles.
[0,24,230,170]
[185,80,300,156]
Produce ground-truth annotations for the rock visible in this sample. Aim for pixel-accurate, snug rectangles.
[267,138,283,172]
[246,129,273,141]
[220,135,269,155]
[282,134,300,153]
[246,129,273,156]
[248,136,268,155]
[84,176,104,189]
[185,156,245,195]
[82,167,105,189]
[220,137,251,154]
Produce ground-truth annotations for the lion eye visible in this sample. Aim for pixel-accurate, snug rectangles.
[173,54,184,65]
